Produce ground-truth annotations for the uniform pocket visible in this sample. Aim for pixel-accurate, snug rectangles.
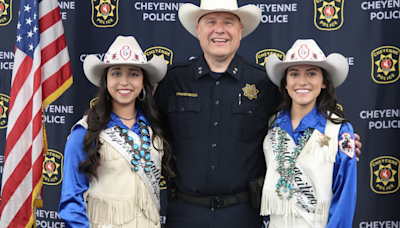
[167,97,202,138]
[231,102,266,142]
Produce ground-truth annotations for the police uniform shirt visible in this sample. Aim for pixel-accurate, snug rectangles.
[155,55,281,227]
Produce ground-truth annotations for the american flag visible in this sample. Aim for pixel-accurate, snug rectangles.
[0,0,72,227]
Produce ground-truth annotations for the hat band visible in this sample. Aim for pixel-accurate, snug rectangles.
[104,45,147,64]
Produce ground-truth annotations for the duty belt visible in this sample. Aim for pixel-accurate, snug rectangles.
[176,190,250,210]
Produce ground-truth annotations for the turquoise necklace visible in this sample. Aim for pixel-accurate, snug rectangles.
[117,119,153,172]
[275,127,313,200]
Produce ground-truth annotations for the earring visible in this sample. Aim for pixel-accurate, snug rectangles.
[138,88,146,101]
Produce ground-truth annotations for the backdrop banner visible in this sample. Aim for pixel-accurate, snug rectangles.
[0,1,399,228]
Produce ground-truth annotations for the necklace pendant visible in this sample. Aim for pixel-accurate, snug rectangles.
[118,121,152,173]
[274,127,313,200]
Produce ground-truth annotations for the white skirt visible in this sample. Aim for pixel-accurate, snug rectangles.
[269,214,313,228]
[89,210,161,228]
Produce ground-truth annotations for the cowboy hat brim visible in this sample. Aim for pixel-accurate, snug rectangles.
[83,55,167,87]
[178,4,261,38]
[266,53,349,88]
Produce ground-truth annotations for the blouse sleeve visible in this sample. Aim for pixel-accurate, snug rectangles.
[326,122,357,228]
[58,126,90,228]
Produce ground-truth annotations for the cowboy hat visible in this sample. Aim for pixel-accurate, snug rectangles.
[178,0,261,38]
[266,39,349,88]
[83,36,167,87]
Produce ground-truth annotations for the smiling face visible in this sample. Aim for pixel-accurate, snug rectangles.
[196,12,243,62]
[107,65,144,110]
[285,65,326,111]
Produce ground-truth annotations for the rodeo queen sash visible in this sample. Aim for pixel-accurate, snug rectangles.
[261,118,341,228]
[72,117,162,212]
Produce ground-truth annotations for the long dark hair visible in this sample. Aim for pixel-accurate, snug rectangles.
[79,67,175,181]
[271,67,349,127]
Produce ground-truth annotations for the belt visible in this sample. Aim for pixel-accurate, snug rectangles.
[176,190,250,209]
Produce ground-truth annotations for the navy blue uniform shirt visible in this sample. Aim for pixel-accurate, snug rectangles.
[155,55,281,228]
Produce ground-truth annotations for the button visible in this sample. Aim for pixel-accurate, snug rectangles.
[181,107,185,111]
[211,166,215,170]
[212,144,217,147]
[215,101,219,105]
[216,81,220,85]
[213,122,218,126]
[248,110,252,114]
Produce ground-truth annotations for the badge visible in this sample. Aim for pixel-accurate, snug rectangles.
[145,46,174,65]
[338,132,355,158]
[317,132,331,147]
[255,49,285,66]
[91,0,119,28]
[43,149,63,185]
[0,0,11,26]
[242,84,259,100]
[0,93,10,129]
[370,156,399,194]
[371,46,399,84]
[314,0,344,31]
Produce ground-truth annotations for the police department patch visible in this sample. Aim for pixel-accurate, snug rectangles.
[0,93,10,129]
[371,46,400,84]
[43,150,63,185]
[338,132,355,158]
[255,49,285,67]
[0,0,11,26]
[314,0,344,31]
[160,176,167,190]
[91,0,119,28]
[90,97,98,108]
[145,46,174,65]
[370,156,399,194]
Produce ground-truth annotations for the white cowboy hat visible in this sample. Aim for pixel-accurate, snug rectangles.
[83,36,167,87]
[178,0,261,38]
[266,39,349,88]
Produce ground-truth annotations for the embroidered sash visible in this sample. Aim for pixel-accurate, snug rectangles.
[270,128,318,225]
[100,126,162,212]
[264,119,341,228]
[72,117,162,212]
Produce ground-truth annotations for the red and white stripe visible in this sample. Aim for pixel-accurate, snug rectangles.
[0,0,72,227]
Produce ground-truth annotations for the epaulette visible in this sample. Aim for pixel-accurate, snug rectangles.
[167,57,198,71]
[241,57,266,72]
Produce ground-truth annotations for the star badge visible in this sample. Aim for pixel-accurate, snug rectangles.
[242,84,259,100]
[317,133,331,147]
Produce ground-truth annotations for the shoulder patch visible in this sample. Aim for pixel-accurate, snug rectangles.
[338,132,355,158]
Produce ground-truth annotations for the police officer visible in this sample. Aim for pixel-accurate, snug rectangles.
[155,0,361,227]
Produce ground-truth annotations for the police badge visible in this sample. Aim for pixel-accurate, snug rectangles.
[91,0,119,28]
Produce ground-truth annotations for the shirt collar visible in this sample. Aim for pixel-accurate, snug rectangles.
[194,54,241,81]
[107,105,150,134]
[275,105,326,134]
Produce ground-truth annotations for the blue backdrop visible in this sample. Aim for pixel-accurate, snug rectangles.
[0,0,399,227]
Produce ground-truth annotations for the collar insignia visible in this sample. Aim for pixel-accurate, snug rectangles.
[242,84,259,100]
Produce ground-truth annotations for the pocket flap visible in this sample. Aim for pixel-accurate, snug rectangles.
[232,103,265,118]
[167,97,202,113]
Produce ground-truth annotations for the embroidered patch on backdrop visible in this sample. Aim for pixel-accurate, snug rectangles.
[338,132,355,158]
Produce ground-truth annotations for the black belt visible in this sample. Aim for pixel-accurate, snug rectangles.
[176,190,250,209]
